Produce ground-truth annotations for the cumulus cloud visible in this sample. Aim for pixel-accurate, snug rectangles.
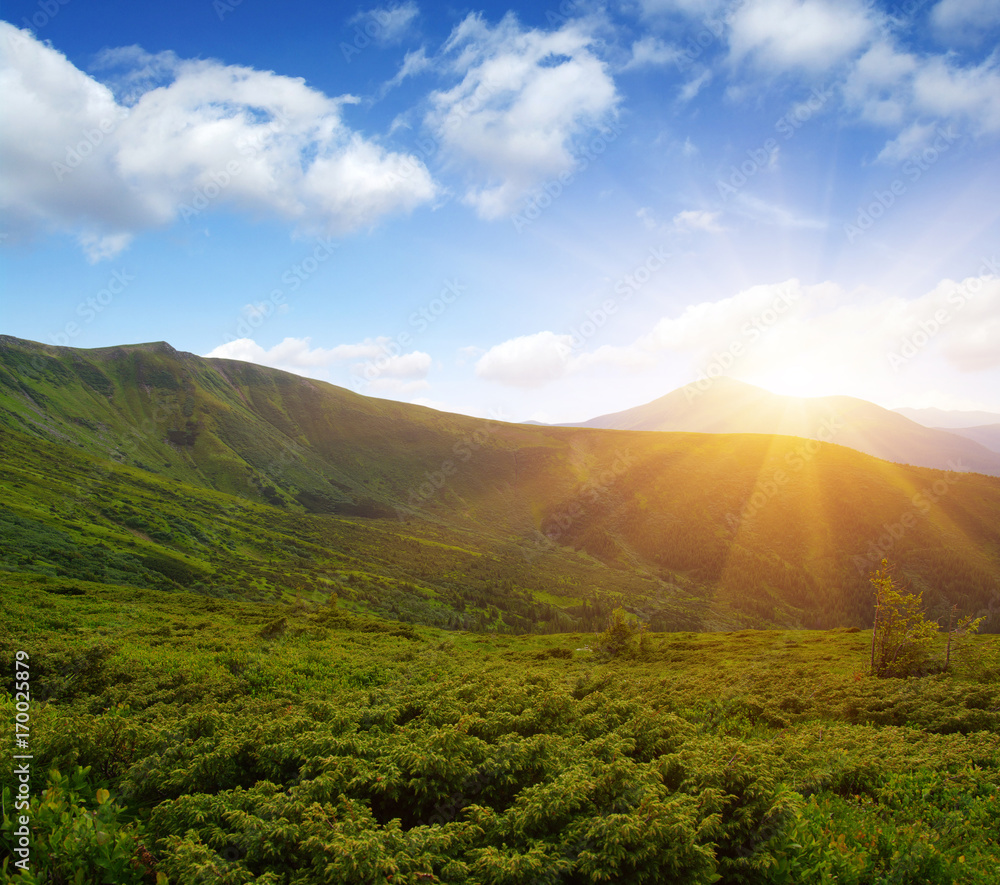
[728,0,877,72]
[475,331,577,387]
[204,336,432,383]
[841,39,1000,160]
[842,41,917,127]
[424,12,619,219]
[0,23,436,259]
[472,273,1000,395]
[911,54,1000,133]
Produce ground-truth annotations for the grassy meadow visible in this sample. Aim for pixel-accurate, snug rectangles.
[2,576,999,883]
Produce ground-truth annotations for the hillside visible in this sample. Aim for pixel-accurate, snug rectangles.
[566,377,1000,476]
[895,406,1000,429]
[944,424,1000,455]
[2,335,1000,632]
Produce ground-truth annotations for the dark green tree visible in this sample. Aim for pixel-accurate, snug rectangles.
[599,607,640,658]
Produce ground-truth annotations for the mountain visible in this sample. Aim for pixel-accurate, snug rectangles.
[895,406,1000,429]
[2,335,999,632]
[944,424,1000,455]
[566,377,1000,476]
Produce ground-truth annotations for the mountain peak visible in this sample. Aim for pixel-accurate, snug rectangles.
[571,378,1000,475]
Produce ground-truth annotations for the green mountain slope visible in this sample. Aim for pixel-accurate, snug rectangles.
[2,335,999,631]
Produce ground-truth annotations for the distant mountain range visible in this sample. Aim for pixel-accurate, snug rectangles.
[2,335,999,633]
[891,406,1000,456]
[555,377,1000,476]
[894,406,1000,429]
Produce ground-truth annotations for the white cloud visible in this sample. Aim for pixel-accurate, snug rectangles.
[911,55,1000,133]
[728,0,877,72]
[875,121,939,164]
[842,41,917,127]
[673,209,725,232]
[637,0,728,17]
[637,206,659,230]
[622,36,680,70]
[842,39,1000,158]
[732,193,824,229]
[204,336,432,381]
[354,350,432,379]
[678,68,712,102]
[383,47,432,93]
[350,2,420,45]
[924,275,1000,371]
[471,274,1000,395]
[930,0,1000,40]
[475,330,576,387]
[424,12,619,219]
[242,301,289,321]
[0,23,436,258]
[635,279,817,354]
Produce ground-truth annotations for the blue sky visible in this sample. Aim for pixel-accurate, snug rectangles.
[2,0,999,422]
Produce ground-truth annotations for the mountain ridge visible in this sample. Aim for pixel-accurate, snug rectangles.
[2,335,999,632]
[558,377,1000,476]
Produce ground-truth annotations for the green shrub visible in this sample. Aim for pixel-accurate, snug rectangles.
[0,766,161,884]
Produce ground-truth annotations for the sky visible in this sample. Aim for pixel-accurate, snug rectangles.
[1,0,999,423]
